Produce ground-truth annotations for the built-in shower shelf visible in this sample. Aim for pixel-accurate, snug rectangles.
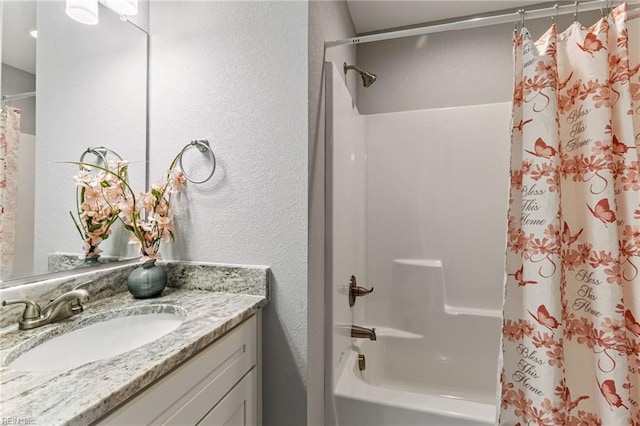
[372,327,423,339]
[390,257,501,318]
[392,259,442,268]
[444,305,502,318]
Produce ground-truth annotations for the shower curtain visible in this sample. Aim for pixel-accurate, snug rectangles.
[500,3,639,425]
[0,106,21,279]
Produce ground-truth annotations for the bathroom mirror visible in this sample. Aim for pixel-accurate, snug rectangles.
[1,1,149,286]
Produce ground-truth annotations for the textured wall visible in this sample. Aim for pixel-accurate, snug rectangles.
[148,3,308,425]
[308,1,356,424]
[356,10,601,114]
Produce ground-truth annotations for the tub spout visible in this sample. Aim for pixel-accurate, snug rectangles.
[351,325,376,341]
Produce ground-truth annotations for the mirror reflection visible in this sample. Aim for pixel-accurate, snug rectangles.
[1,1,148,285]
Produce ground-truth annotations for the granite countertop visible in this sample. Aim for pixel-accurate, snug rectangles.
[0,285,267,425]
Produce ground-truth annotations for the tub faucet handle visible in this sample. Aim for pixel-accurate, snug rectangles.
[349,275,374,307]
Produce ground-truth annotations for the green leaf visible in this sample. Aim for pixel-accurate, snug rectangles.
[88,223,102,232]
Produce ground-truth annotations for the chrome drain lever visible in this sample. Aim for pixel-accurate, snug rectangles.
[358,354,366,371]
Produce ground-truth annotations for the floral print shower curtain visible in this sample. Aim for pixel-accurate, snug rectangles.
[500,3,640,425]
[0,106,21,279]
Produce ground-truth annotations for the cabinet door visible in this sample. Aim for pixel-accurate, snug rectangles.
[98,316,257,426]
[198,369,257,426]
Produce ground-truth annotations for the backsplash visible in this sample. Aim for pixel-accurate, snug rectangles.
[47,253,123,273]
[0,261,270,329]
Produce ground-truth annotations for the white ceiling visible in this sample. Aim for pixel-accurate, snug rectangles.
[7,0,538,76]
[347,1,559,34]
[3,1,636,75]
[2,1,37,74]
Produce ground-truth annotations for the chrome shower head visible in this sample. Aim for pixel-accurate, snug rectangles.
[360,70,377,87]
[343,63,377,87]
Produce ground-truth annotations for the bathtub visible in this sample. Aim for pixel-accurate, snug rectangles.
[327,64,506,425]
[334,313,500,426]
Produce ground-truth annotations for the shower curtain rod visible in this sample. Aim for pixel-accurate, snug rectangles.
[1,91,36,102]
[325,0,637,47]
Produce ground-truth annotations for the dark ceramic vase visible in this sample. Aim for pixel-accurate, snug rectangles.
[77,256,101,269]
[127,260,167,298]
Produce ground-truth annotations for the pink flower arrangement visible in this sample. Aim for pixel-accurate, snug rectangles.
[72,158,186,262]
[71,161,130,258]
[123,166,186,261]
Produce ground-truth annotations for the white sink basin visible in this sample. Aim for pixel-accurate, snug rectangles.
[6,305,186,372]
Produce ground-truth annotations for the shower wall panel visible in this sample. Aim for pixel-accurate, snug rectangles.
[327,62,366,388]
[362,103,511,315]
[13,132,35,279]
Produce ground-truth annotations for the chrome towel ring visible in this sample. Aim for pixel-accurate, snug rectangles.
[79,146,123,169]
[178,139,216,184]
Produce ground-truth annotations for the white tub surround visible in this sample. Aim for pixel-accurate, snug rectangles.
[0,262,269,425]
[333,259,499,426]
[326,61,510,425]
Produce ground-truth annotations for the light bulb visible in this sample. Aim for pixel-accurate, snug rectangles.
[104,0,138,16]
[66,0,99,25]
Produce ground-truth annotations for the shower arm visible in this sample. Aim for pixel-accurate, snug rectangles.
[343,63,366,76]
[343,63,377,87]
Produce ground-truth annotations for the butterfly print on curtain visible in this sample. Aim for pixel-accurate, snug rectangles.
[500,3,640,425]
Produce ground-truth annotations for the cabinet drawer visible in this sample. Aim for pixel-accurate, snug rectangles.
[197,369,257,426]
[98,315,257,425]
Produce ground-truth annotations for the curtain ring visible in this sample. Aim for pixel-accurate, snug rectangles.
[553,4,559,24]
[574,1,579,22]
[178,139,216,184]
[520,9,526,29]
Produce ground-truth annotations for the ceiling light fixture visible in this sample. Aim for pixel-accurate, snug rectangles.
[104,0,138,16]
[66,0,99,25]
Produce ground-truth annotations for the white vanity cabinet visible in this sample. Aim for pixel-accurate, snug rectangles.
[97,314,261,426]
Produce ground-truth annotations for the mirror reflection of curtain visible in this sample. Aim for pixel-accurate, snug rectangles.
[0,105,22,280]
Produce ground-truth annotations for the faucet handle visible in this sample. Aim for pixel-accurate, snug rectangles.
[73,280,93,291]
[348,275,374,307]
[48,281,92,303]
[2,299,42,320]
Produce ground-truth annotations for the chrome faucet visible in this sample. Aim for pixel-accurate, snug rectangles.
[351,325,377,341]
[2,283,90,330]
